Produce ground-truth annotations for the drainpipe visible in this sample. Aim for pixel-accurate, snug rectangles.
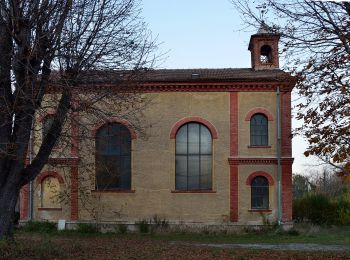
[276,86,282,225]
[28,120,34,221]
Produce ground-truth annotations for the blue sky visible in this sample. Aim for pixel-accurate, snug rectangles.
[141,0,314,174]
[142,0,251,68]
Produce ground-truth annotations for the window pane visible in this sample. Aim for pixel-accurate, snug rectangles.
[175,122,213,190]
[95,123,131,190]
[175,155,187,189]
[200,155,212,189]
[43,116,54,138]
[200,126,212,154]
[251,114,268,146]
[251,176,269,209]
[188,123,199,154]
[187,155,200,189]
[176,125,187,154]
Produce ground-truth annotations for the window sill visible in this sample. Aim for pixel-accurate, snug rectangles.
[248,209,272,213]
[91,189,135,193]
[171,190,216,193]
[38,207,62,211]
[248,145,271,149]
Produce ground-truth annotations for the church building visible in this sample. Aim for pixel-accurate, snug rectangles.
[20,27,295,228]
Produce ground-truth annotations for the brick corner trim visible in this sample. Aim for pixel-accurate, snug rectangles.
[245,171,275,185]
[244,107,274,121]
[169,117,218,139]
[91,117,137,139]
[36,171,64,184]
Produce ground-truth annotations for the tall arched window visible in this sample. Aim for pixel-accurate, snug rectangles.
[42,115,54,138]
[42,114,60,147]
[95,123,131,190]
[175,123,212,190]
[250,114,268,146]
[251,176,269,209]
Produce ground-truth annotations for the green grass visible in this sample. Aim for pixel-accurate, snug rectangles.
[120,227,350,245]
[15,223,350,245]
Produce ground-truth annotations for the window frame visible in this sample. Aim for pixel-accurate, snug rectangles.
[250,113,268,146]
[251,176,269,210]
[175,122,213,191]
[95,122,132,191]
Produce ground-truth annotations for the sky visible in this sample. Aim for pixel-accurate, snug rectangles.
[141,0,317,174]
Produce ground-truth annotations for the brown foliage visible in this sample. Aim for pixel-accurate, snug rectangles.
[0,0,157,239]
[233,1,350,173]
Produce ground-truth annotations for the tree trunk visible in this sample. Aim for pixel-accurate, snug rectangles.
[0,183,20,240]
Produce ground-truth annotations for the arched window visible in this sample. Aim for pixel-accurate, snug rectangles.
[260,45,272,64]
[42,115,54,138]
[41,176,61,208]
[175,123,212,190]
[250,114,268,146]
[42,114,60,148]
[95,123,131,190]
[251,176,269,209]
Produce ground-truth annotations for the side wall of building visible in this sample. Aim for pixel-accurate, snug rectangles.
[23,89,292,225]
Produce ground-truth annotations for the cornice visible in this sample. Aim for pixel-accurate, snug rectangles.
[47,157,79,166]
[228,157,294,165]
[47,81,295,94]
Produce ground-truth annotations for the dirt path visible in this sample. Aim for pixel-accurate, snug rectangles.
[171,241,350,252]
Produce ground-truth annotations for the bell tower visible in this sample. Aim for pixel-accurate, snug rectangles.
[248,23,280,70]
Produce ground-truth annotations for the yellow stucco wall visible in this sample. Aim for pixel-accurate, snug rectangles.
[33,90,281,225]
[238,92,277,157]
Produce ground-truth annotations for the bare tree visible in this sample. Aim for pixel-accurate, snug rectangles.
[232,1,350,174]
[0,0,157,240]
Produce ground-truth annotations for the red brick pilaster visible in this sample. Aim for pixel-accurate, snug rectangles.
[281,161,293,222]
[281,92,292,157]
[20,184,29,220]
[229,92,239,222]
[70,166,79,220]
[229,162,239,222]
[70,94,79,221]
[230,92,238,157]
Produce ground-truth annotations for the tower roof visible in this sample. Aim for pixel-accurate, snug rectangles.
[257,22,272,34]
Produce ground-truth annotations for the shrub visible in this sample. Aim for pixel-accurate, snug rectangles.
[22,221,57,233]
[150,215,169,228]
[117,224,128,234]
[76,223,98,234]
[293,192,350,225]
[333,194,350,225]
[136,219,149,233]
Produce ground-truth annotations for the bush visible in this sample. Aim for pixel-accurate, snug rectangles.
[293,192,350,225]
[76,223,98,234]
[333,193,350,225]
[22,221,57,233]
[117,224,128,234]
[136,219,149,233]
[150,215,169,229]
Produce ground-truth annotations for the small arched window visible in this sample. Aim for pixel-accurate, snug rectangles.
[175,123,212,190]
[41,176,61,208]
[250,114,268,146]
[251,176,269,209]
[95,123,131,190]
[260,45,272,64]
